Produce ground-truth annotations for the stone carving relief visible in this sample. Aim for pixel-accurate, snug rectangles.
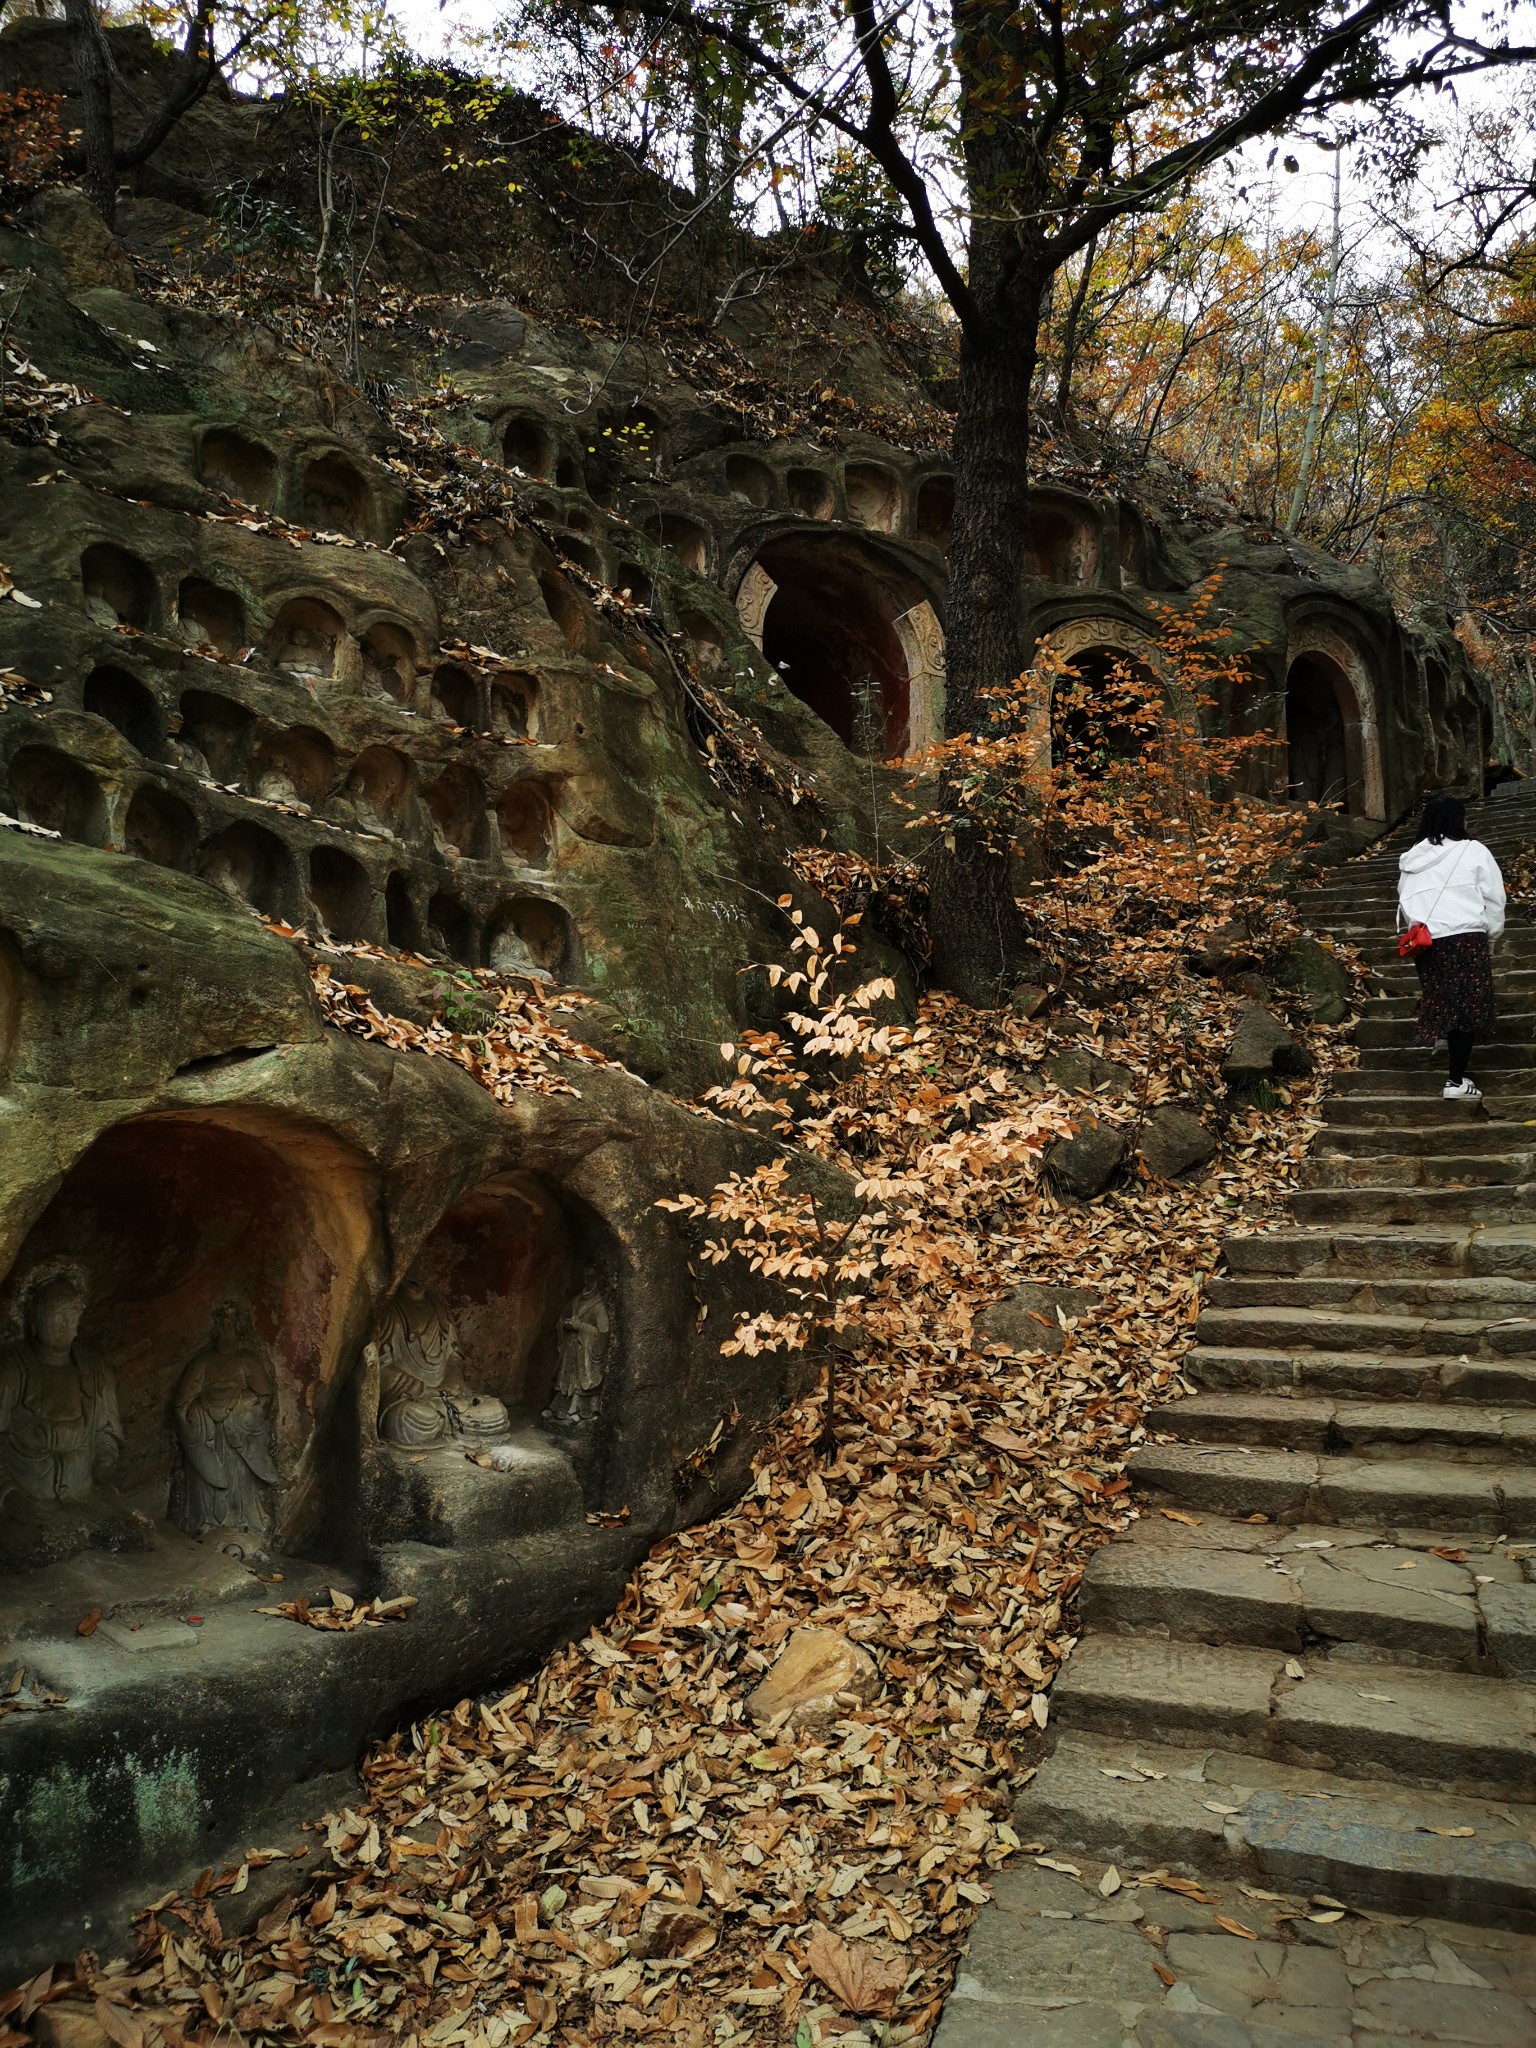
[369,1272,510,1448]
[169,1302,279,1536]
[548,1286,611,1425]
[0,1264,122,1512]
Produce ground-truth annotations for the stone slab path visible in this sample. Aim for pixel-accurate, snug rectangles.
[936,780,1536,2046]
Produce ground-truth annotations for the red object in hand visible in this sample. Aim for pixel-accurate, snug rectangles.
[1399,922,1433,958]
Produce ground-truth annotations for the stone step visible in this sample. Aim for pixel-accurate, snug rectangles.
[1079,1516,1530,1670]
[1155,1389,1536,1463]
[1319,1093,1517,1123]
[1315,1121,1535,1156]
[1196,1302,1536,1356]
[1302,1150,1536,1189]
[1330,1065,1536,1096]
[1365,993,1536,1021]
[1209,1272,1536,1314]
[1223,1224,1536,1277]
[1049,1633,1536,1800]
[1130,1440,1536,1531]
[1012,1731,1536,1930]
[1188,1345,1536,1406]
[1290,1183,1536,1225]
[1354,1045,1536,1072]
[1358,1014,1536,1046]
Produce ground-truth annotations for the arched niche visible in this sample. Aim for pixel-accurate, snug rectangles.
[309,846,373,940]
[124,783,196,869]
[679,609,725,673]
[426,891,480,966]
[1033,618,1173,784]
[83,665,161,756]
[359,622,418,704]
[1118,506,1147,584]
[488,896,571,979]
[916,475,954,552]
[399,1173,579,1424]
[503,416,554,479]
[386,872,422,952]
[7,746,106,843]
[614,559,651,603]
[252,725,335,808]
[199,428,276,507]
[490,672,536,739]
[537,570,596,654]
[81,543,156,631]
[300,451,371,538]
[1022,495,1100,585]
[178,577,246,658]
[0,1109,369,1568]
[195,819,295,918]
[176,689,253,780]
[554,451,583,491]
[644,512,709,576]
[724,452,775,508]
[1425,660,1454,782]
[432,664,482,730]
[559,535,605,583]
[735,534,946,757]
[787,468,835,520]
[497,779,554,865]
[844,462,902,534]
[1284,619,1385,818]
[341,744,412,835]
[271,597,345,680]
[425,763,490,858]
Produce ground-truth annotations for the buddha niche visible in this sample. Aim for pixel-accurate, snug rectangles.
[369,1273,509,1448]
[0,1264,122,1509]
[549,1285,610,1425]
[170,1301,279,1537]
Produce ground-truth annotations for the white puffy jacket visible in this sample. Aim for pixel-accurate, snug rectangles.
[1397,837,1506,940]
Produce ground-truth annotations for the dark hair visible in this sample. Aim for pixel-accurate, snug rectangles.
[1419,794,1467,846]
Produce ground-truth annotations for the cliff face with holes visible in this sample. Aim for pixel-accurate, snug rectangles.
[0,17,1506,1975]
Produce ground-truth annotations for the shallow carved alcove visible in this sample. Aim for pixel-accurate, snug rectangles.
[196,819,293,917]
[787,468,835,520]
[537,570,593,653]
[271,597,345,679]
[427,890,480,965]
[301,451,371,537]
[555,452,583,491]
[497,780,553,865]
[916,476,954,551]
[645,513,709,575]
[1285,653,1367,813]
[559,536,604,583]
[177,690,254,779]
[432,664,482,729]
[724,452,775,508]
[7,746,106,843]
[83,665,161,755]
[342,745,412,835]
[309,846,373,940]
[251,726,335,807]
[198,428,277,507]
[503,417,554,478]
[360,623,418,703]
[386,872,422,951]
[1022,498,1099,584]
[680,610,724,672]
[490,673,536,739]
[619,403,661,471]
[178,577,246,657]
[425,763,489,857]
[487,896,570,978]
[81,542,156,630]
[0,1111,359,1569]
[124,784,196,869]
[844,462,902,534]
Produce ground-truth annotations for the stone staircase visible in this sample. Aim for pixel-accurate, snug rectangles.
[1016,779,1536,1934]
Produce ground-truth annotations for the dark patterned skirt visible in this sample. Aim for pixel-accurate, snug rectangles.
[1413,932,1496,1046]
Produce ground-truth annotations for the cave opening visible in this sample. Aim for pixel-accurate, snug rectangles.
[753,538,919,758]
[1285,654,1357,812]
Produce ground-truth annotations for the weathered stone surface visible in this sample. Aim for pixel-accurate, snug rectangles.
[745,1626,878,1730]
[1140,1105,1218,1178]
[1272,936,1352,1026]
[1187,919,1262,977]
[1046,1120,1127,1198]
[1222,1004,1315,1086]
[1008,982,1050,1018]
[1043,1047,1138,1097]
[1478,1581,1536,1683]
[974,1281,1099,1355]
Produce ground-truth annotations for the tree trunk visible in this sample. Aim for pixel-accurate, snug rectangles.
[63,0,117,226]
[926,250,1044,1005]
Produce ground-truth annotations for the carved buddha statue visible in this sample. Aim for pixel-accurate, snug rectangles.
[371,1274,509,1448]
[170,1301,279,1537]
[0,1265,122,1508]
[549,1286,611,1425]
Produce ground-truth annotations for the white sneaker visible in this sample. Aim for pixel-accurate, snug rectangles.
[1443,1077,1482,1100]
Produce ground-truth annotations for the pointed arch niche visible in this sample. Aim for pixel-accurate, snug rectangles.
[1283,617,1385,819]
[733,535,945,758]
[1030,617,1173,782]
